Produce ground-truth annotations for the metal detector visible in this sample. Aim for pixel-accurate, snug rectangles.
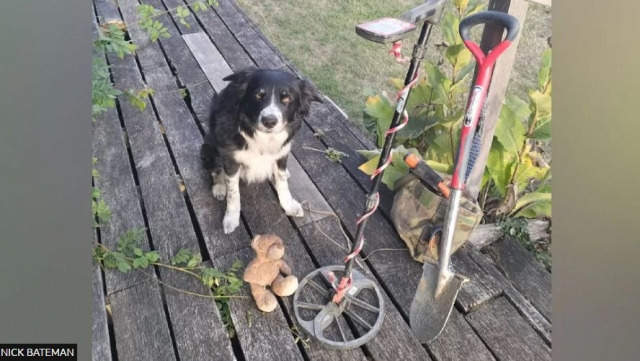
[292,0,446,350]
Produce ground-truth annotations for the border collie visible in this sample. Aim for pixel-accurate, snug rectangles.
[200,68,323,234]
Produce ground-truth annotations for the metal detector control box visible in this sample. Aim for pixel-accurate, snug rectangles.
[356,17,416,44]
[355,0,445,44]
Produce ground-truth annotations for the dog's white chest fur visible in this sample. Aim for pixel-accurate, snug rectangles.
[234,130,291,183]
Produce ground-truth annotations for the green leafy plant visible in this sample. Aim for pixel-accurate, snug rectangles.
[92,228,245,337]
[358,0,551,222]
[483,49,551,219]
[93,0,221,119]
[95,23,138,59]
[138,5,171,42]
[92,187,112,228]
[125,87,156,112]
[92,159,112,228]
[137,1,219,42]
[92,55,121,119]
[92,22,139,118]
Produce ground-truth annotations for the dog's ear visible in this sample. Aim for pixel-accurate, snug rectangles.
[298,79,323,116]
[223,67,257,84]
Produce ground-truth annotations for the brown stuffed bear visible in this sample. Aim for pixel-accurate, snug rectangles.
[243,234,299,312]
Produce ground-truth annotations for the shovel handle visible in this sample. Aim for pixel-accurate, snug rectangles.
[458,11,519,69]
[459,10,519,43]
[449,11,519,190]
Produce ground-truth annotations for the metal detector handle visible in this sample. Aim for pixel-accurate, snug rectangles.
[459,10,520,42]
[400,0,446,25]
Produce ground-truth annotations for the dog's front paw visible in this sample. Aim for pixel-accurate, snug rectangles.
[282,199,304,218]
[223,211,240,234]
[212,184,226,201]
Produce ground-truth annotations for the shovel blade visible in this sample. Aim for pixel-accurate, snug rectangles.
[409,261,467,343]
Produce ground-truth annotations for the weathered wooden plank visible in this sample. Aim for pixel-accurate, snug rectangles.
[297,218,437,361]
[485,237,551,320]
[285,154,333,227]
[468,248,552,344]
[452,246,502,313]
[108,280,177,361]
[428,309,496,361]
[466,297,551,361]
[92,86,151,294]
[213,248,307,361]
[110,1,239,360]
[92,264,113,361]
[142,0,216,124]
[300,102,396,212]
[137,0,253,260]
[463,0,530,199]
[469,219,551,249]
[213,0,285,68]
[94,0,124,26]
[166,0,254,71]
[183,32,234,92]
[91,30,112,361]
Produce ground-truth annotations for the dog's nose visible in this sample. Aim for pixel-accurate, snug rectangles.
[261,115,278,129]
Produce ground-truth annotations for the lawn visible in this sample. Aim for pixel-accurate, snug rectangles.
[236,0,551,137]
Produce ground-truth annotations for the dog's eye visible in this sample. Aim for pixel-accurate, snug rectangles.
[281,96,291,104]
[255,92,264,100]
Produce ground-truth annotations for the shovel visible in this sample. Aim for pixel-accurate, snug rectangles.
[409,10,520,343]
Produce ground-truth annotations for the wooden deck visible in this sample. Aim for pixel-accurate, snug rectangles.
[91,0,551,360]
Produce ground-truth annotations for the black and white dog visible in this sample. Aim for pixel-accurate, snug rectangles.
[200,68,323,234]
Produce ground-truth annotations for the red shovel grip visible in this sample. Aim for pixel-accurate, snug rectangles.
[449,11,519,190]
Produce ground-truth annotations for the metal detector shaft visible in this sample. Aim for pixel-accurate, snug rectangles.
[343,21,434,280]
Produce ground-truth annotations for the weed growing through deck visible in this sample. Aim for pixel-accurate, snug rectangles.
[93,0,219,116]
[302,146,349,163]
[91,158,112,227]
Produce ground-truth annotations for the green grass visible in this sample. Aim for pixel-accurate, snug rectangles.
[237,0,551,139]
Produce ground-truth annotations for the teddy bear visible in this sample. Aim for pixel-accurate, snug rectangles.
[243,234,299,312]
